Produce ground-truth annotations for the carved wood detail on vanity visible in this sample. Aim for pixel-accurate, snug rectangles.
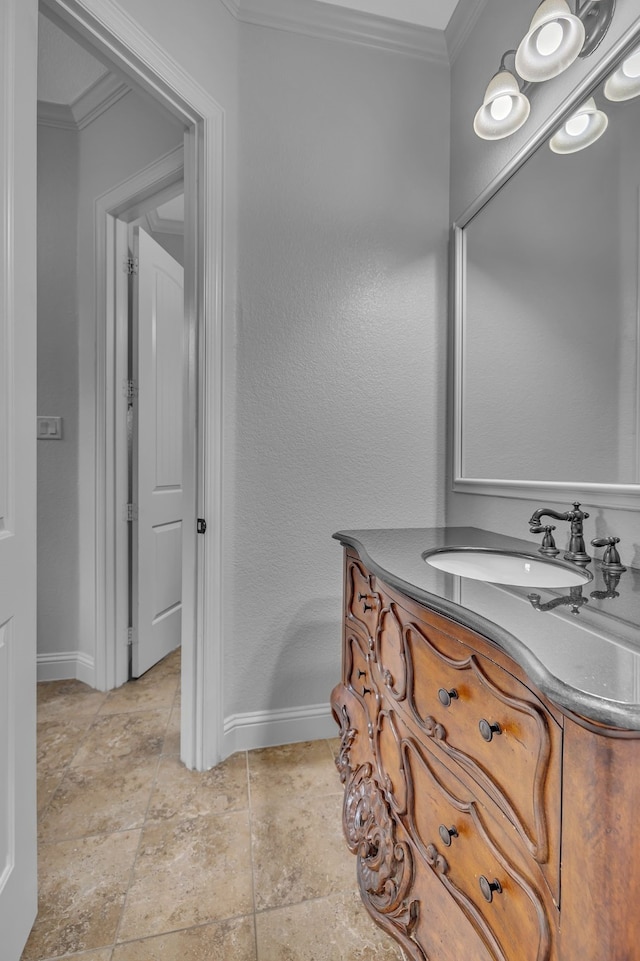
[333,546,640,961]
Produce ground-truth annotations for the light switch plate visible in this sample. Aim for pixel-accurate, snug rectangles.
[37,416,63,440]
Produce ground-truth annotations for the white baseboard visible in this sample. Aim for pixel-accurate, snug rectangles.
[223,702,338,755]
[37,651,96,686]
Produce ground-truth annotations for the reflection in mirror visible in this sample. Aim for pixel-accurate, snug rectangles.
[456,38,640,496]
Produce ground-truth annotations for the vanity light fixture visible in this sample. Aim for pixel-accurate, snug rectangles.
[516,0,585,82]
[473,0,616,140]
[516,0,616,83]
[549,96,608,152]
[473,54,531,140]
[604,43,640,101]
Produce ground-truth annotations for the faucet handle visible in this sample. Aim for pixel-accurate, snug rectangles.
[531,524,560,556]
[590,536,626,574]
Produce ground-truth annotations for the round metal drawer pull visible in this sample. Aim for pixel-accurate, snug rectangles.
[438,824,458,847]
[479,876,502,903]
[479,719,502,742]
[438,688,458,707]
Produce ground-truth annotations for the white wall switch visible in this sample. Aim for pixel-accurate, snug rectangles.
[37,416,63,440]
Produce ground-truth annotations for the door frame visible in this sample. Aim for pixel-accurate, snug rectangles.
[40,0,225,771]
[96,147,184,691]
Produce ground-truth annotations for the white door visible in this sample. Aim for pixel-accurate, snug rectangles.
[0,0,38,955]
[131,227,185,677]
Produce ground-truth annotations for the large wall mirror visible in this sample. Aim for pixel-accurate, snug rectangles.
[453,24,640,509]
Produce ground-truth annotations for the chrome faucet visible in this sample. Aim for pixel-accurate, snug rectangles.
[528,501,591,565]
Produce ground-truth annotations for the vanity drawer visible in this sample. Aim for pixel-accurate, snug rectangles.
[400,727,557,961]
[373,596,562,898]
[368,704,557,961]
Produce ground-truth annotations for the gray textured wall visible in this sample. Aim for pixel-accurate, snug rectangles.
[231,21,450,717]
[37,124,80,659]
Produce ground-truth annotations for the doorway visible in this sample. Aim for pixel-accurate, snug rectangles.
[88,160,187,686]
[38,0,226,771]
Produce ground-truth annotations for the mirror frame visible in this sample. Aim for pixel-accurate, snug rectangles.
[451,20,640,511]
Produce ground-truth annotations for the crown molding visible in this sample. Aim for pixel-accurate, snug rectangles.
[37,100,77,129]
[38,71,130,129]
[72,70,130,127]
[446,0,488,65]
[234,0,448,62]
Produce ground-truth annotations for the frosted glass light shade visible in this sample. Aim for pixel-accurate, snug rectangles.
[473,71,531,140]
[515,0,585,82]
[604,45,640,101]
[549,97,608,153]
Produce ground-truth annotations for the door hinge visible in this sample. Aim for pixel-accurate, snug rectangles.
[197,518,207,534]
[124,378,139,401]
[127,627,133,647]
[124,503,138,522]
[123,255,138,275]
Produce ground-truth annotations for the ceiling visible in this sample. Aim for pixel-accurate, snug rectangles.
[310,0,460,31]
[38,14,107,104]
[38,1,461,106]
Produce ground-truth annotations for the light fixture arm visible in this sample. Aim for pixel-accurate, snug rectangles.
[574,0,616,58]
[498,49,534,94]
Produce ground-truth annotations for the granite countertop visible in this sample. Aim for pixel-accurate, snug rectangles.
[333,527,640,731]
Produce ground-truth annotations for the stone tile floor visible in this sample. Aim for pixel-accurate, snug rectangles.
[23,649,405,960]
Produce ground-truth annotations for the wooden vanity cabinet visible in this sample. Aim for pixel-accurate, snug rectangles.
[331,549,640,961]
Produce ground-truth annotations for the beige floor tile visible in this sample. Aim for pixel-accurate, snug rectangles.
[117,811,253,941]
[25,951,114,961]
[38,757,159,842]
[248,740,343,805]
[255,890,405,961]
[112,916,256,961]
[21,830,140,960]
[32,656,382,961]
[162,697,181,756]
[37,679,109,721]
[37,770,64,818]
[99,671,179,716]
[36,717,90,774]
[147,753,248,823]
[70,710,169,768]
[252,793,354,911]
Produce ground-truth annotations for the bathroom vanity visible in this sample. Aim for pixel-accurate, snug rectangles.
[330,528,640,961]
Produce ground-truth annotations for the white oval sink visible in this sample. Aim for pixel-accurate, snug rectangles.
[425,549,591,588]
